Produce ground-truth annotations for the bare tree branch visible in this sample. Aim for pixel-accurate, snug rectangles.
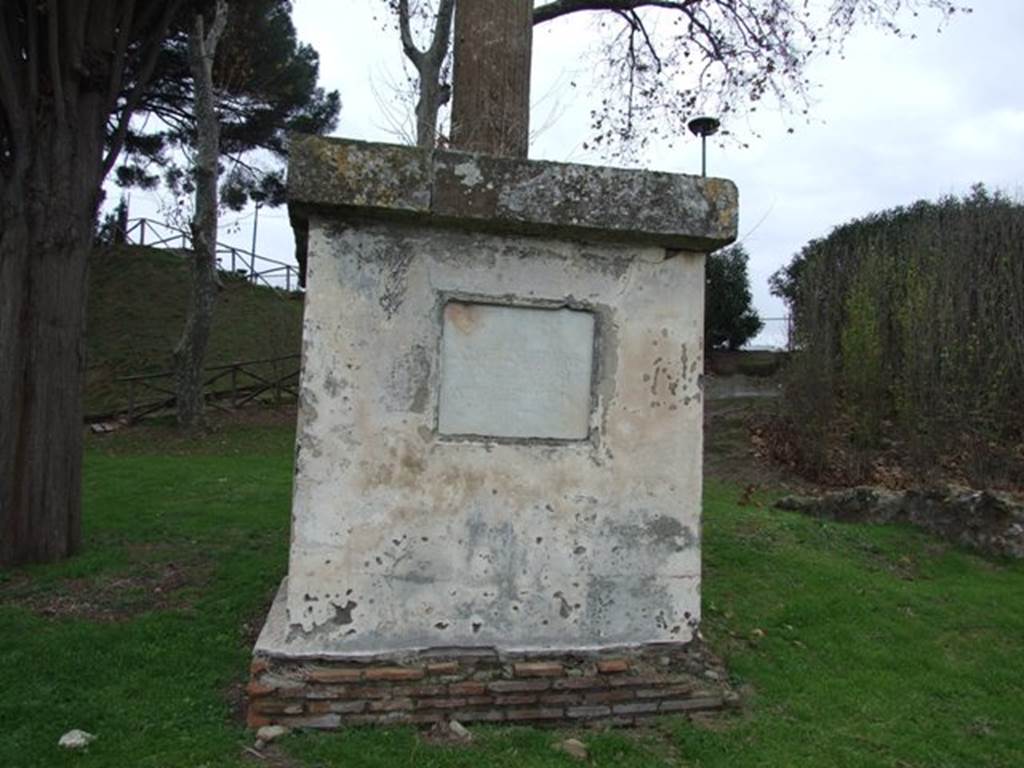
[387,0,967,156]
[427,0,455,61]
[397,0,425,67]
[203,0,229,54]
[391,0,456,147]
[102,0,183,178]
[534,0,699,26]
[105,1,138,114]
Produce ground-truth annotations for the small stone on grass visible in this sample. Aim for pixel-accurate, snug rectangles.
[447,719,472,742]
[428,719,473,744]
[255,724,290,743]
[554,737,588,761]
[254,724,290,749]
[58,730,97,750]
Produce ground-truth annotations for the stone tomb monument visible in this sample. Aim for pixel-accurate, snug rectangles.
[250,136,738,728]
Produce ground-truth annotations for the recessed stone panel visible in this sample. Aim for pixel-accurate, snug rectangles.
[437,302,595,440]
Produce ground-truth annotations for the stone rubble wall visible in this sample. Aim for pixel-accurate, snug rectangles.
[247,644,733,729]
[777,486,1024,559]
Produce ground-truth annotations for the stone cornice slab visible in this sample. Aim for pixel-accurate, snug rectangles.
[288,135,738,253]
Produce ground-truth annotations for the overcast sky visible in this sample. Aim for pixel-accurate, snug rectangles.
[123,1,1024,345]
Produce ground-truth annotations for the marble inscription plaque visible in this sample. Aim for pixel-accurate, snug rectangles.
[438,302,595,439]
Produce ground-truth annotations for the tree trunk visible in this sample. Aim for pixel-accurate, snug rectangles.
[450,0,533,157]
[398,0,455,149]
[415,70,446,149]
[1,0,182,568]
[174,2,228,429]
[0,111,103,568]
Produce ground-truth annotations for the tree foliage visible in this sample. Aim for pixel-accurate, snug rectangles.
[117,0,340,208]
[771,185,1024,486]
[706,243,763,350]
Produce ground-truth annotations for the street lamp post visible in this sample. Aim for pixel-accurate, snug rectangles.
[687,116,721,177]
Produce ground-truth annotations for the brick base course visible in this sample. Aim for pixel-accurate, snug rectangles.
[247,643,734,729]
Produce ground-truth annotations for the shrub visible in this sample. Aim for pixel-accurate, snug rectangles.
[771,185,1024,486]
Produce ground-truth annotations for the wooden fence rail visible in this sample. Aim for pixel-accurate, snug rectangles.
[124,217,301,292]
[98,354,302,425]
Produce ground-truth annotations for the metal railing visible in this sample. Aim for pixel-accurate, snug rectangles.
[124,217,300,292]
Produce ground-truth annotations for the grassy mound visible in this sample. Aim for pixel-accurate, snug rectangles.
[85,246,304,418]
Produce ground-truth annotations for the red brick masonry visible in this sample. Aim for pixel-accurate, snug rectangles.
[248,643,734,729]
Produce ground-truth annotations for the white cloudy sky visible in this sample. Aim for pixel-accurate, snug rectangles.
[122,1,1024,342]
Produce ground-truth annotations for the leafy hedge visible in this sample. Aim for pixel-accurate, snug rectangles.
[771,185,1024,486]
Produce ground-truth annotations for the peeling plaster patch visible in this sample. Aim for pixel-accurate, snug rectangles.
[385,345,431,413]
[645,514,691,546]
[323,371,348,398]
[554,592,574,618]
[379,260,413,318]
[604,514,699,555]
[331,600,357,625]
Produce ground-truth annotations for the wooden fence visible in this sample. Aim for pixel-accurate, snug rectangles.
[124,217,301,292]
[103,354,301,425]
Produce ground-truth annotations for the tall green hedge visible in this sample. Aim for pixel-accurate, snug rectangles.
[771,185,1024,485]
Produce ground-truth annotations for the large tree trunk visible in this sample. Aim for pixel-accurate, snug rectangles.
[174,2,228,429]
[0,109,104,567]
[1,0,182,568]
[450,0,533,157]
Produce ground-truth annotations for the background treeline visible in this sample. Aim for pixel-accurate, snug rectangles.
[771,184,1024,487]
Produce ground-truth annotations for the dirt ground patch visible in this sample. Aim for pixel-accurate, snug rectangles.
[86,404,298,456]
[703,394,810,493]
[0,551,211,621]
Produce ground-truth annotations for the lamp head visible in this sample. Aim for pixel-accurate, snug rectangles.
[687,116,720,138]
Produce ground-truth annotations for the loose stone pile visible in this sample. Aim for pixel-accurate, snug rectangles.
[777,486,1024,559]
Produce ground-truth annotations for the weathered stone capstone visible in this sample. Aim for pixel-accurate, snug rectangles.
[288,135,738,251]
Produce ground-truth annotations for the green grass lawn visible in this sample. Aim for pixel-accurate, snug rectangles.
[1,420,1021,767]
